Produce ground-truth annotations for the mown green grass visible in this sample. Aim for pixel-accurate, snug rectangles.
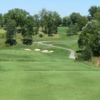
[0,70,100,100]
[0,27,100,100]
[0,46,100,100]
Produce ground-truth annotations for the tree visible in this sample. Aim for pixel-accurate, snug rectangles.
[3,8,34,45]
[22,16,34,45]
[77,47,92,61]
[70,13,88,30]
[78,16,88,30]
[52,11,62,34]
[94,12,100,21]
[33,14,40,34]
[89,6,100,20]
[70,13,81,24]
[67,13,88,35]
[0,14,3,27]
[78,20,100,57]
[39,9,61,36]
[39,9,48,33]
[4,8,29,27]
[67,23,80,35]
[89,6,98,17]
[52,11,62,27]
[5,19,17,46]
[62,16,71,27]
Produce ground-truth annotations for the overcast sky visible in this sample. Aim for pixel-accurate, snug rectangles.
[0,0,99,16]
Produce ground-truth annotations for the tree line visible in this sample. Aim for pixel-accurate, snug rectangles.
[0,8,62,45]
[0,8,90,46]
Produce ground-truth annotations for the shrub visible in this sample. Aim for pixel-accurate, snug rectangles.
[82,48,92,60]
[39,33,44,38]
[76,47,92,61]
[5,39,17,46]
[22,38,33,45]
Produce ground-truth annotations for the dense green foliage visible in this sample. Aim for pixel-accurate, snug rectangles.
[1,8,62,45]
[3,8,34,45]
[5,19,17,45]
[21,16,34,45]
[78,6,100,59]
[62,13,88,35]
[4,8,29,27]
[40,9,61,36]
[0,13,3,27]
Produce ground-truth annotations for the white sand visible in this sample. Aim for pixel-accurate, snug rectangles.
[41,50,49,53]
[49,50,54,53]
[41,50,54,53]
[24,49,32,51]
[34,49,41,51]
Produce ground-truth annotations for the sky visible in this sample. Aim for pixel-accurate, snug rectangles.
[0,0,99,17]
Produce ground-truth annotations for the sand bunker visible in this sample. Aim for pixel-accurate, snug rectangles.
[34,49,41,51]
[24,48,54,53]
[24,48,32,51]
[49,50,54,53]
[41,50,54,53]
[41,50,49,53]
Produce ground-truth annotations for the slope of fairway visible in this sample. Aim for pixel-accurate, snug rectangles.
[0,46,100,100]
[0,71,100,100]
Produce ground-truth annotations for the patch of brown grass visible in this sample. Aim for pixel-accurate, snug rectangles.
[92,57,100,67]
